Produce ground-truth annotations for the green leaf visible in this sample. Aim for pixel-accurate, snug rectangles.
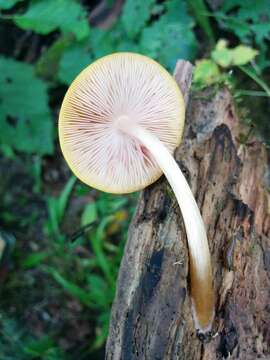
[57,176,76,221]
[238,65,270,97]
[81,203,98,227]
[217,0,270,69]
[46,267,93,307]
[140,21,197,70]
[87,274,112,308]
[90,217,115,284]
[14,0,90,40]
[221,0,270,21]
[165,0,194,27]
[139,0,197,70]
[187,0,215,45]
[0,57,53,155]
[58,43,92,85]
[36,35,73,80]
[89,27,127,58]
[211,40,232,67]
[231,45,258,65]
[0,144,15,158]
[23,336,54,356]
[46,176,76,238]
[0,0,22,9]
[21,251,49,268]
[121,0,155,38]
[219,0,270,39]
[47,197,61,237]
[193,59,221,86]
[211,40,258,68]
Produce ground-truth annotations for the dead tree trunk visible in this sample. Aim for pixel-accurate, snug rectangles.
[106,60,270,360]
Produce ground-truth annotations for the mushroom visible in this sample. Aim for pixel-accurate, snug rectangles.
[58,52,214,333]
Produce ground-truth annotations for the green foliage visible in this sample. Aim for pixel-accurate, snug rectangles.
[140,22,196,71]
[27,176,136,350]
[238,65,270,97]
[81,203,97,226]
[21,251,49,269]
[58,43,92,85]
[187,0,215,45]
[23,336,65,359]
[0,0,22,9]
[139,0,197,70]
[216,0,270,69]
[0,315,66,360]
[0,57,53,155]
[121,0,155,38]
[211,40,258,67]
[45,176,76,238]
[193,59,221,87]
[193,40,258,88]
[193,37,269,146]
[1,0,268,155]
[36,35,74,80]
[54,0,198,85]
[14,0,90,40]
[46,267,95,307]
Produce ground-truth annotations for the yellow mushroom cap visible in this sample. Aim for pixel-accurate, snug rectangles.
[59,52,185,194]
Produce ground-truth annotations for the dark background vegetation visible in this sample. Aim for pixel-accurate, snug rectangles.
[0,0,269,359]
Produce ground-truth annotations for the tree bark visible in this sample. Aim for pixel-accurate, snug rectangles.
[106,60,270,360]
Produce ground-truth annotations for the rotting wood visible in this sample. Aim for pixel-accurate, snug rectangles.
[106,60,270,360]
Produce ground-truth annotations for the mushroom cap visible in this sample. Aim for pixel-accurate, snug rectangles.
[59,52,185,194]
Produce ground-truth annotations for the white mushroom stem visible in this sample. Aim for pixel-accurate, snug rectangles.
[118,119,214,333]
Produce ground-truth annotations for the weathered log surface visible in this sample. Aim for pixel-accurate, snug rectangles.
[106,60,270,360]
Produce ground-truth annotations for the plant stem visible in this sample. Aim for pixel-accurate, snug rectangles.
[235,89,270,98]
[238,66,270,97]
